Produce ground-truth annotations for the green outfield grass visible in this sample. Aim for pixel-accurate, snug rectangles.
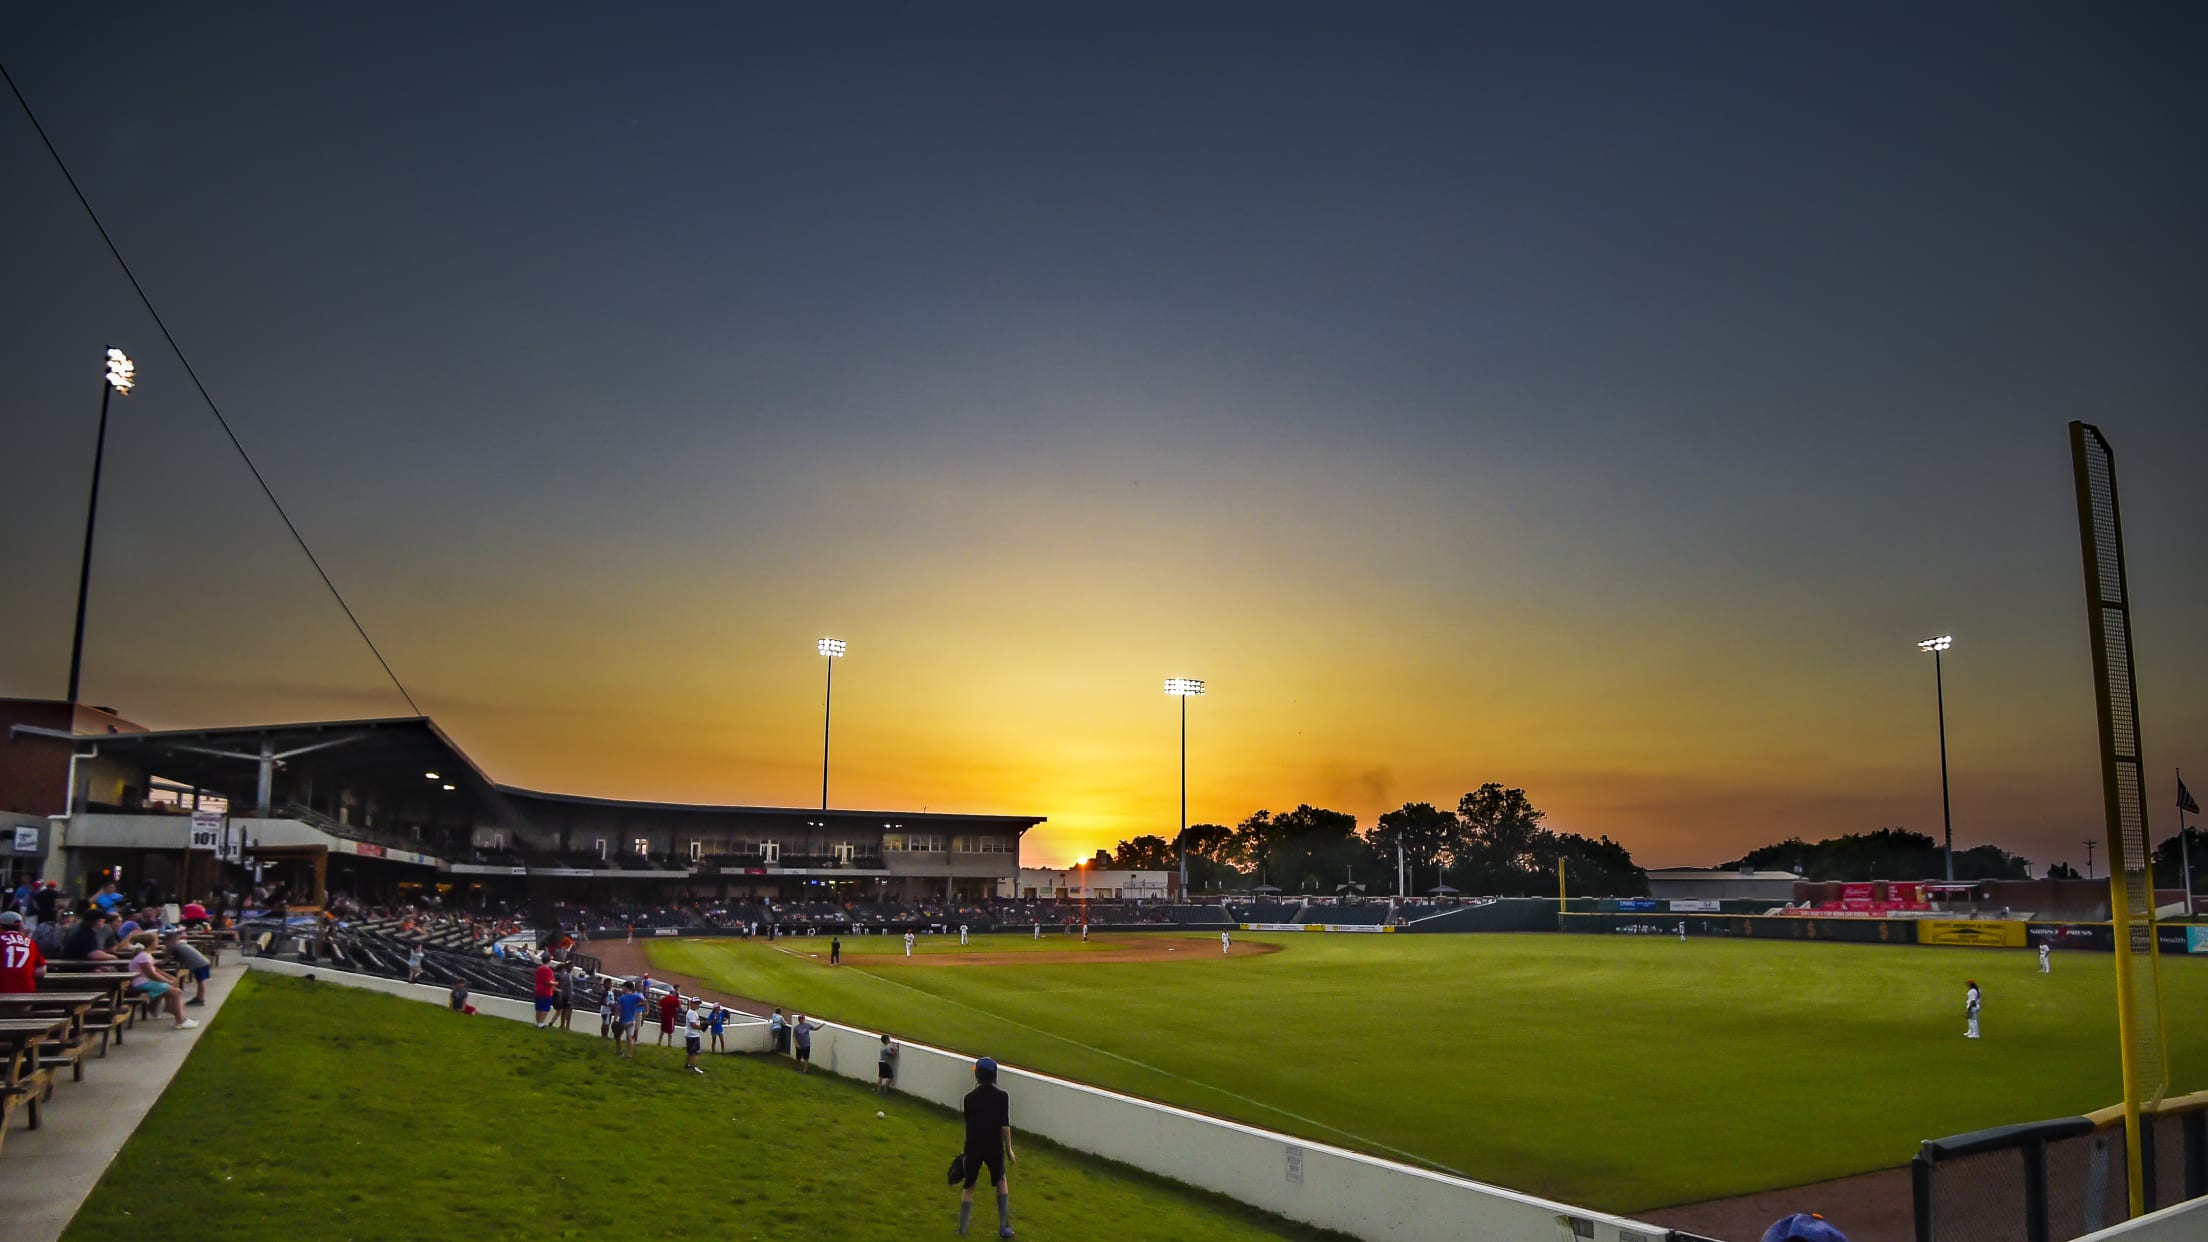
[651,931,2208,1213]
[64,973,1346,1242]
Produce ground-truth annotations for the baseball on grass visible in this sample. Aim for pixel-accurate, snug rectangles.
[876,1110,886,1118]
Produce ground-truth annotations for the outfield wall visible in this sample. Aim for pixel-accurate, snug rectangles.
[2078,1196,2208,1241]
[775,1009,1670,1242]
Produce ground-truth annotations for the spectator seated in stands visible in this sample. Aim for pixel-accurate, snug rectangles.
[60,907,119,961]
[126,932,200,1030]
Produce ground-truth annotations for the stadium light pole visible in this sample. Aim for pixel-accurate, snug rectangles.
[1165,678,1205,897]
[1919,635,1956,881]
[818,638,846,810]
[66,348,135,707]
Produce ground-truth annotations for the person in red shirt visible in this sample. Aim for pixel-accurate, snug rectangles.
[0,911,44,993]
[657,988,681,1047]
[532,957,557,1030]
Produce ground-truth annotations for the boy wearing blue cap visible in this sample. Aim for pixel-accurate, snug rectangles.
[959,1057,1016,1238]
[1762,1212,1848,1242]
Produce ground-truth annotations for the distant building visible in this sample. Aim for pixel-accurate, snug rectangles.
[1645,866,1800,904]
[1003,867,1174,902]
[1,699,1041,908]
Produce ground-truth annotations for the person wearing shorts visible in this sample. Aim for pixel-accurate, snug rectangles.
[614,982,645,1057]
[533,959,557,1030]
[709,1004,728,1053]
[683,1001,706,1075]
[657,988,681,1047]
[877,1033,898,1095]
[128,933,199,1030]
[791,1013,821,1072]
[164,930,212,1006]
[958,1057,1015,1237]
[599,983,617,1038]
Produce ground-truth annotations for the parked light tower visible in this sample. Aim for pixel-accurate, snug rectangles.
[1919,634,1956,881]
[1165,678,1205,896]
[65,348,134,707]
[818,637,846,809]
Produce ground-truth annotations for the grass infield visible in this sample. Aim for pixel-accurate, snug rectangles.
[63,973,1348,1242]
[652,930,2208,1212]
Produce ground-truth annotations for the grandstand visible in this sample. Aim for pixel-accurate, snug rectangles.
[0,699,1044,917]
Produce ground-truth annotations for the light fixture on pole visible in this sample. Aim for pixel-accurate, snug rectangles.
[65,348,135,707]
[1164,678,1205,896]
[1918,634,1956,881]
[818,638,846,810]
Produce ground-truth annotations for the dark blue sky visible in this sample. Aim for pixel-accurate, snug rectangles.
[3,3,2202,865]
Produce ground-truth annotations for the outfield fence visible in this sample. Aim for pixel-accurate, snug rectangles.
[1912,1091,2208,1242]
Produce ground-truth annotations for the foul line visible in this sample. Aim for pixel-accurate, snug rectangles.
[801,952,1465,1178]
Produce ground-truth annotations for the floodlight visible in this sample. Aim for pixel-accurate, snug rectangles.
[424,771,440,780]
[440,783,455,791]
[1918,635,1953,653]
[818,637,846,658]
[105,348,135,394]
[1164,677,1205,696]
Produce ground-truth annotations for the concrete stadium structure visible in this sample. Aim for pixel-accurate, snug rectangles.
[0,698,1041,909]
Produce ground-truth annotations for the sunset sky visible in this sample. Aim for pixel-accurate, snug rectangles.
[3,4,2203,871]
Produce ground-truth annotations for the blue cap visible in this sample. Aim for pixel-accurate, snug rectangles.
[1762,1215,1849,1242]
[974,1057,998,1081]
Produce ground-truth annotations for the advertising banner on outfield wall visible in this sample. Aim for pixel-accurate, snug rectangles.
[2152,925,2208,954]
[1667,900,1721,912]
[2028,924,2114,951]
[1917,920,2027,948]
[1240,923,1396,933]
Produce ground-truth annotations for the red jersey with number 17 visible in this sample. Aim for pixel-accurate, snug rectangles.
[0,929,44,993]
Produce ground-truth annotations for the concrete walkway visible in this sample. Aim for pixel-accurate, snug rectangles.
[0,963,244,1242]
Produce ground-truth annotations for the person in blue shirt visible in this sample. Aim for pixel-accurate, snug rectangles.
[709,1004,728,1054]
[614,982,647,1059]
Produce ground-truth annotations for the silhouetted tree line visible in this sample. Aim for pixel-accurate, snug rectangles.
[1105,783,1650,897]
[1722,827,2030,882]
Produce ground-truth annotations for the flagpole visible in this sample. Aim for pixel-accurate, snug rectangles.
[2181,769,2194,918]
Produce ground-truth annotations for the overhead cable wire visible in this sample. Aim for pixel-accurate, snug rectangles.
[2,60,423,717]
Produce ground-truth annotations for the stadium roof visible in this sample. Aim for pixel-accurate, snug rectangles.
[9,713,1044,828]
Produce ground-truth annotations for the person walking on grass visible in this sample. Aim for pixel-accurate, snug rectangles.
[877,1032,898,1094]
[683,1000,706,1075]
[791,1013,822,1072]
[709,1003,728,1053]
[614,981,644,1057]
[960,923,969,946]
[831,935,841,965]
[957,1057,1016,1238]
[904,930,915,958]
[2039,943,2052,974]
[1031,922,1040,941]
[1964,979,1982,1039]
[599,982,617,1038]
[1221,928,1231,955]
